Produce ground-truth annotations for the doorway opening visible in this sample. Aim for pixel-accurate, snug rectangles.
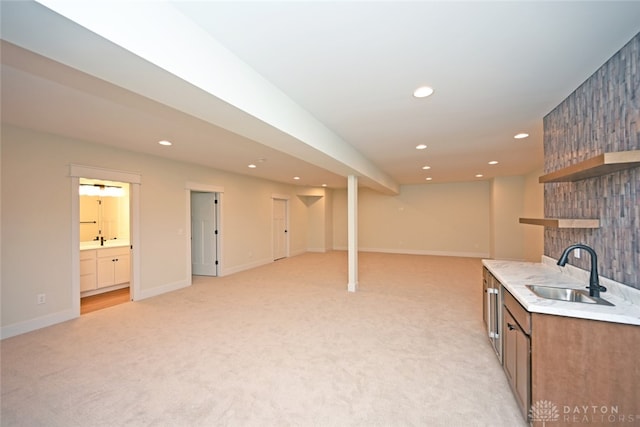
[79,178,131,313]
[70,164,141,318]
[190,191,219,276]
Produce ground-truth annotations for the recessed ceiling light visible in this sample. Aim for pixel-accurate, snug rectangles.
[293,176,300,180]
[422,165,431,170]
[475,174,484,178]
[413,86,434,98]
[416,144,427,150]
[321,184,327,187]
[514,133,529,139]
[488,161,499,165]
[425,177,433,181]
[248,164,257,168]
[158,140,172,146]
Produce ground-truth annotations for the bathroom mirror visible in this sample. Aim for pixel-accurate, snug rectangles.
[79,179,130,242]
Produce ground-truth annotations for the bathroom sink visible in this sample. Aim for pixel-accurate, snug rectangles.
[526,285,614,306]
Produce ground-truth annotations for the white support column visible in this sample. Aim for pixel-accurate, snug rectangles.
[347,175,358,292]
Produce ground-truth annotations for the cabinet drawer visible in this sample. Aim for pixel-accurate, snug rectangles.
[503,288,531,335]
[97,246,130,258]
[80,249,96,261]
[80,258,95,275]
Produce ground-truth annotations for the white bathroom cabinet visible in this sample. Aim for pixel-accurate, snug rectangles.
[80,250,97,292]
[96,247,130,288]
[80,246,130,294]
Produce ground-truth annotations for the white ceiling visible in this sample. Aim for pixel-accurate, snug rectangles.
[2,1,640,193]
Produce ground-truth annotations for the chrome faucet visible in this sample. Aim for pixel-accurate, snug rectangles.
[557,244,607,298]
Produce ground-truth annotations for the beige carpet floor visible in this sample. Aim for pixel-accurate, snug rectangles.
[1,252,526,427]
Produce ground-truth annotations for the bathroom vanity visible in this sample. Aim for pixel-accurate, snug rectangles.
[80,241,130,296]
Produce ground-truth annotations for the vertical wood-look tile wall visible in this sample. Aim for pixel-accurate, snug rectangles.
[543,32,639,290]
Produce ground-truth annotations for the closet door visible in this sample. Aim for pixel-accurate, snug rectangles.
[273,199,288,260]
[191,192,218,276]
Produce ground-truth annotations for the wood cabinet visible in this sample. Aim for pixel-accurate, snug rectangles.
[530,314,640,427]
[502,289,530,420]
[81,246,130,295]
[484,276,640,426]
[96,247,130,288]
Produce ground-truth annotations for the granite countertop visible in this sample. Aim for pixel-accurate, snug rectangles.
[483,256,640,326]
[80,240,130,251]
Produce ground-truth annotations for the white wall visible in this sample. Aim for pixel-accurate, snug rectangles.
[0,125,314,336]
[488,173,544,262]
[1,125,543,337]
[490,176,526,260]
[521,168,544,262]
[298,187,334,253]
[333,182,491,257]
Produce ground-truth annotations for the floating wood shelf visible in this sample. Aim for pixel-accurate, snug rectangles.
[539,150,640,183]
[519,218,600,228]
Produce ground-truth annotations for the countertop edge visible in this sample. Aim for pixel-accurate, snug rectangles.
[80,241,131,251]
[482,259,640,326]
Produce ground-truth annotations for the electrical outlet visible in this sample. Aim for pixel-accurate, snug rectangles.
[574,248,581,259]
[37,293,46,304]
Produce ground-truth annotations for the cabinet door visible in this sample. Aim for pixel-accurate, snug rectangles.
[97,257,115,288]
[515,325,530,414]
[503,309,517,386]
[503,308,530,419]
[113,254,130,285]
[80,267,97,292]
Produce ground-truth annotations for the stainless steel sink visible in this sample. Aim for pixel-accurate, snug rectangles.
[526,285,614,306]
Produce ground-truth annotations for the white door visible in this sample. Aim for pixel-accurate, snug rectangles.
[273,199,288,260]
[191,192,218,276]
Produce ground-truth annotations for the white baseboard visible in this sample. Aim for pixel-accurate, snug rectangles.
[306,247,327,253]
[332,246,489,258]
[137,278,191,300]
[222,257,273,276]
[1,308,76,340]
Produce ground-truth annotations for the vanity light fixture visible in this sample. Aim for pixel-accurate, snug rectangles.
[158,140,172,146]
[248,164,257,168]
[416,144,427,150]
[514,133,529,139]
[425,177,433,181]
[413,86,434,98]
[475,174,484,178]
[293,176,300,180]
[79,184,125,197]
[488,161,499,165]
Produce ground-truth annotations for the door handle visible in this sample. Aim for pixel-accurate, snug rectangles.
[507,323,516,331]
